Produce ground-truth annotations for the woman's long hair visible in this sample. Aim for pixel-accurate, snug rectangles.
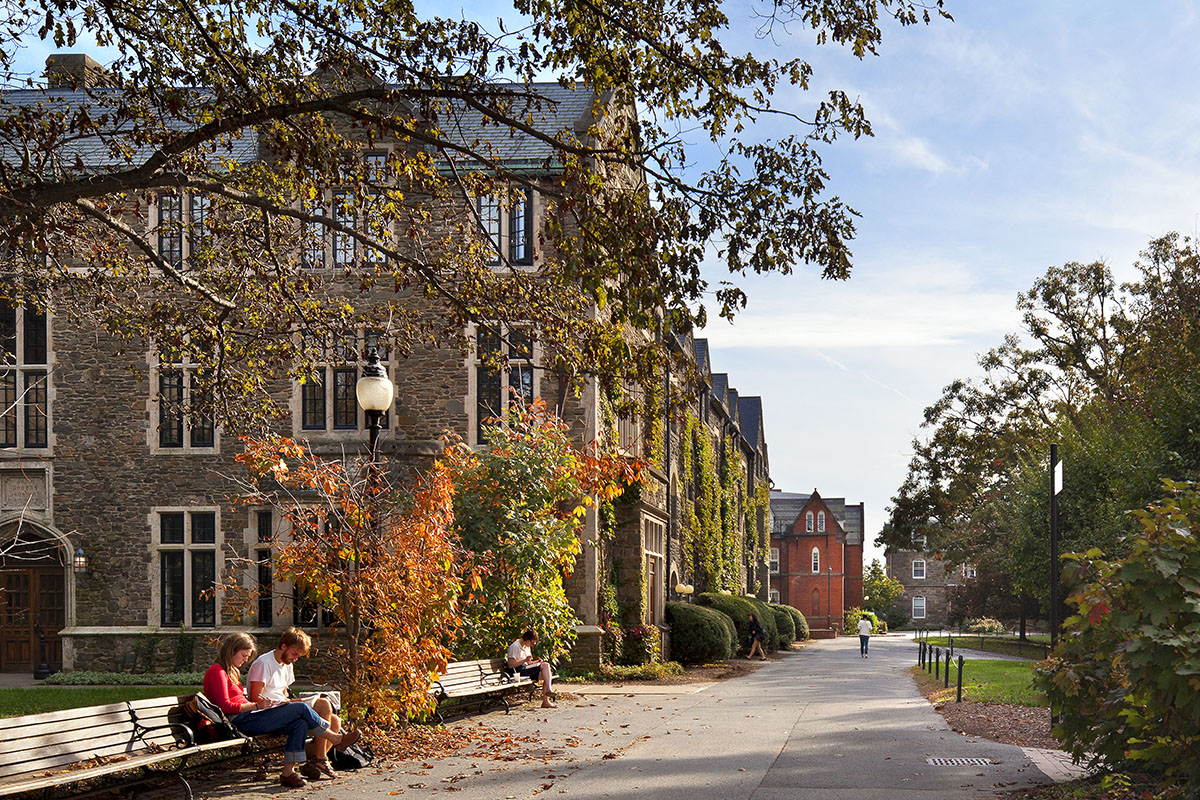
[216,632,257,685]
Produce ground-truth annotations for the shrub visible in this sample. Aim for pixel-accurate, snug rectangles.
[599,661,684,681]
[697,593,777,653]
[770,604,795,648]
[44,671,204,686]
[665,602,734,664]
[620,625,661,666]
[884,608,909,630]
[962,617,1007,635]
[1037,481,1200,794]
[779,605,809,640]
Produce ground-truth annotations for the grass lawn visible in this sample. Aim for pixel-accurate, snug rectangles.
[923,635,1050,660]
[0,686,194,718]
[910,658,1046,706]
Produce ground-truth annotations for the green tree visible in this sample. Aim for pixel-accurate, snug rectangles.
[0,0,948,425]
[861,558,903,615]
[446,399,640,663]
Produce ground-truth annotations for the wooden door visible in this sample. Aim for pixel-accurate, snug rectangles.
[0,567,64,672]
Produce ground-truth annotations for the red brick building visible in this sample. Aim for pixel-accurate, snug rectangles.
[768,490,864,636]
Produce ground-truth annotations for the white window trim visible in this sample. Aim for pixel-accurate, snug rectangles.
[466,323,541,447]
[912,559,926,580]
[805,511,814,532]
[912,595,926,619]
[290,330,395,439]
[768,588,779,604]
[769,547,779,575]
[148,341,220,454]
[817,510,825,532]
[148,506,223,630]
[0,305,53,453]
[811,546,820,574]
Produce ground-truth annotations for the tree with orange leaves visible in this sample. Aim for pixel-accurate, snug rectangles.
[236,436,465,725]
[446,399,641,664]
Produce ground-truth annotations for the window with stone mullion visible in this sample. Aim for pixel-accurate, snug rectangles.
[0,303,49,449]
[509,187,533,266]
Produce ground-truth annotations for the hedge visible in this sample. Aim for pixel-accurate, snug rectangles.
[770,604,795,648]
[665,602,734,664]
[697,593,777,653]
[43,671,204,686]
[777,604,809,641]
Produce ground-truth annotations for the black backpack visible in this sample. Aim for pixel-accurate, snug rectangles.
[186,693,242,744]
[331,743,374,770]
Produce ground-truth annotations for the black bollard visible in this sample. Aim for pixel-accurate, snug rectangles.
[919,641,925,667]
[956,655,964,702]
[33,626,52,681]
[934,647,940,679]
[943,650,950,688]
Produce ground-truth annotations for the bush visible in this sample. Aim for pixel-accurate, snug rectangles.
[598,661,684,681]
[884,608,909,630]
[665,602,734,664]
[1037,481,1200,794]
[620,625,661,666]
[770,605,795,648]
[697,593,777,653]
[44,671,204,686]
[778,605,809,641]
[962,617,1007,635]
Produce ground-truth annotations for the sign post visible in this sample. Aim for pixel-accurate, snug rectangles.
[1050,444,1062,648]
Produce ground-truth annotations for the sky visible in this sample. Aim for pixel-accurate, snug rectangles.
[9,2,1200,569]
[691,1,1200,566]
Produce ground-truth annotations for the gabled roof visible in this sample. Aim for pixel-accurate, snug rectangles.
[693,338,711,378]
[738,396,763,450]
[769,489,864,544]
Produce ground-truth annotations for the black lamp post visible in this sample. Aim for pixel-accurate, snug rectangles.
[355,349,394,465]
[827,566,833,630]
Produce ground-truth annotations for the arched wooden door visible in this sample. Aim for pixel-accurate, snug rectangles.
[0,529,65,672]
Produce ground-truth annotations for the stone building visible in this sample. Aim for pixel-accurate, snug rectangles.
[0,56,769,674]
[884,547,970,628]
[768,490,864,636]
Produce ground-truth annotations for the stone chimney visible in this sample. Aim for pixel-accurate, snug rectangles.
[44,54,115,89]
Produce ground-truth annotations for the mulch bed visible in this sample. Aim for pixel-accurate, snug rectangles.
[932,700,1056,750]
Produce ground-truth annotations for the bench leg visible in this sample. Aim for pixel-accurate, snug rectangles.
[170,770,194,800]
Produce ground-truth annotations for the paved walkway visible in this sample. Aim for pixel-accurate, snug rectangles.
[185,633,1082,799]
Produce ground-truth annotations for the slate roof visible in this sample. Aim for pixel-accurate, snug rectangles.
[693,338,710,378]
[436,82,603,168]
[710,372,728,409]
[0,88,259,169]
[738,396,762,449]
[770,490,864,545]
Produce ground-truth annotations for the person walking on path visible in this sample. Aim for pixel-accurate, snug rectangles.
[506,630,556,708]
[747,613,767,660]
[857,616,872,657]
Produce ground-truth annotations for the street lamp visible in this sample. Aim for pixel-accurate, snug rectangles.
[355,348,394,461]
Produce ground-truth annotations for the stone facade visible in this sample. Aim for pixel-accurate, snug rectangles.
[885,549,961,627]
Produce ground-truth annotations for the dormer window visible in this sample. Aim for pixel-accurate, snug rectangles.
[817,511,825,532]
[805,511,814,532]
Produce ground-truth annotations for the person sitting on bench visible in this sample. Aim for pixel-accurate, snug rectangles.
[203,632,359,789]
[506,630,555,708]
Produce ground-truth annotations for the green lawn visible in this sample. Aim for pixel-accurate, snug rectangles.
[923,634,1050,660]
[911,659,1046,707]
[0,686,194,718]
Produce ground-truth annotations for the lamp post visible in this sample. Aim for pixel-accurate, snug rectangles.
[355,349,394,463]
[827,566,832,630]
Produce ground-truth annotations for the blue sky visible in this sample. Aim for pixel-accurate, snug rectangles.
[11,2,1200,567]
[698,1,1200,565]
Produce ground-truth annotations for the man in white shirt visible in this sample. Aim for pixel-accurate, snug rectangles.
[857,616,873,658]
[506,630,555,708]
[248,627,344,778]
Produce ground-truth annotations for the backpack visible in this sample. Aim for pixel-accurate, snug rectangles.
[185,693,242,744]
[331,743,374,770]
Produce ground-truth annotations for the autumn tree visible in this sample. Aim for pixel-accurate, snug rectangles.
[861,559,903,615]
[446,399,640,663]
[235,435,465,724]
[0,0,948,426]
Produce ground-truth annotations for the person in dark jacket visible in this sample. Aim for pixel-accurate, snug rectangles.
[746,613,767,661]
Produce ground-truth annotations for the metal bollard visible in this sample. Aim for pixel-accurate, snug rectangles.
[944,650,950,688]
[934,647,940,679]
[956,655,964,702]
[919,641,925,667]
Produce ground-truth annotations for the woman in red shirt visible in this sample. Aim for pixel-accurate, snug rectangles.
[202,633,359,788]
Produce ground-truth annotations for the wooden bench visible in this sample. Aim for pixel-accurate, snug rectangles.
[428,658,556,722]
[0,694,248,799]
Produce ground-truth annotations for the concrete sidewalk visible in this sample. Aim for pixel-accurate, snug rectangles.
[185,634,1079,799]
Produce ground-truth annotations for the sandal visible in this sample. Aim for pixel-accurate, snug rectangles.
[311,758,338,779]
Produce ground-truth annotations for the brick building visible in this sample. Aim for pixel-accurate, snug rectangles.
[768,490,863,635]
[0,57,770,674]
